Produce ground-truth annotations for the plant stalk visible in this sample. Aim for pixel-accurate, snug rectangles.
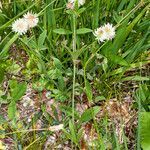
[72,13,77,123]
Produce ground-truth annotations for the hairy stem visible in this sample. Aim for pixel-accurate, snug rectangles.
[72,14,77,123]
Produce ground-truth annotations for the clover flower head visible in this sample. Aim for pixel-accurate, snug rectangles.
[93,23,116,43]
[12,18,28,35]
[23,11,39,28]
[103,23,115,40]
[93,26,106,42]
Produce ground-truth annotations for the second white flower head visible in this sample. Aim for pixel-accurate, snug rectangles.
[103,23,115,40]
[94,23,115,43]
[23,11,39,28]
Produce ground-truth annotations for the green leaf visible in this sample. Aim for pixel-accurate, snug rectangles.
[0,67,4,84]
[121,76,149,82]
[11,82,27,101]
[38,30,47,49]
[53,28,72,35]
[85,79,93,102]
[0,34,19,59]
[77,7,86,14]
[69,120,77,144]
[140,112,150,150]
[53,57,63,71]
[136,85,150,111]
[109,53,129,66]
[8,101,16,120]
[58,75,65,91]
[102,4,148,55]
[80,106,100,123]
[72,45,87,60]
[111,26,127,54]
[76,28,92,34]
[95,96,106,102]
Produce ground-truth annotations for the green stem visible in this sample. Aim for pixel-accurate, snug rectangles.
[72,62,76,122]
[72,14,77,123]
[137,92,141,150]
[137,59,143,150]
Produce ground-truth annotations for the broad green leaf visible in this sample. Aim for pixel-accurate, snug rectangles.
[77,7,86,14]
[111,26,127,54]
[58,75,65,91]
[95,96,106,102]
[53,57,63,71]
[140,112,150,150]
[46,0,56,32]
[8,101,16,120]
[108,53,129,66]
[76,28,92,34]
[80,106,100,123]
[11,82,27,101]
[85,79,93,102]
[92,0,100,28]
[38,30,47,49]
[53,28,72,35]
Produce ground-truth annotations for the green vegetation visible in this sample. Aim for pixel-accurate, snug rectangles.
[0,0,149,149]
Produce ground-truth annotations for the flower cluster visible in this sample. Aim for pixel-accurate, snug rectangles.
[67,0,85,9]
[12,11,38,35]
[93,23,115,43]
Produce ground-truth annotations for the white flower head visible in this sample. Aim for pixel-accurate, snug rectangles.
[23,11,39,28]
[103,23,115,40]
[93,23,115,43]
[12,18,28,35]
[68,0,85,8]
[93,26,106,42]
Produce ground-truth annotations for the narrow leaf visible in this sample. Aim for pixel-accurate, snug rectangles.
[0,34,19,59]
[8,101,16,120]
[0,67,4,84]
[38,30,47,49]
[76,28,92,34]
[53,28,72,35]
[85,79,93,102]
